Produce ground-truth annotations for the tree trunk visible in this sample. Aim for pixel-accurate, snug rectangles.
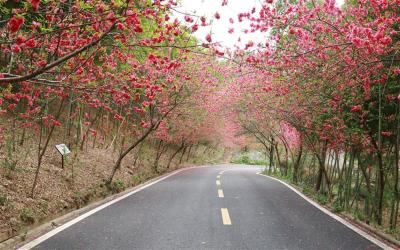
[167,141,185,169]
[19,127,26,146]
[344,150,355,210]
[390,101,400,229]
[107,126,156,185]
[275,143,282,173]
[186,144,193,162]
[269,139,275,173]
[315,141,330,193]
[374,144,385,225]
[179,146,187,164]
[80,112,100,150]
[133,143,143,167]
[153,140,167,173]
[31,99,64,197]
[359,153,374,224]
[293,143,303,183]
[282,141,289,176]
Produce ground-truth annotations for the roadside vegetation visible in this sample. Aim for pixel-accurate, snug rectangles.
[231,150,267,165]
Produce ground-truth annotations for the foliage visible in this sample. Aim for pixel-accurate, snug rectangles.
[132,173,147,185]
[73,192,85,208]
[0,192,6,206]
[315,193,328,205]
[231,153,267,165]
[109,179,126,193]
[19,208,35,224]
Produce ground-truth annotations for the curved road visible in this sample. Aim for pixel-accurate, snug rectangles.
[25,165,384,250]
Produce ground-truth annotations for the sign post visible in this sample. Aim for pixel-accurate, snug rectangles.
[55,144,71,169]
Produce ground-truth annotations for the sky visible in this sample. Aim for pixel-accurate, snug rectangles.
[173,0,345,50]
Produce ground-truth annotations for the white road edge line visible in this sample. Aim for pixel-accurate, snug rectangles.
[256,172,393,250]
[18,166,203,250]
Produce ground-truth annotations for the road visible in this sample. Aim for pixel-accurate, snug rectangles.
[25,165,384,250]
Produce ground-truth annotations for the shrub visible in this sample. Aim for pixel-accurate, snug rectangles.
[3,158,17,171]
[0,193,7,206]
[132,173,146,185]
[315,193,328,205]
[109,179,126,193]
[332,199,344,213]
[231,152,267,165]
[39,200,49,212]
[20,208,35,224]
[252,159,268,165]
[73,192,84,208]
[353,209,365,222]
[231,155,251,164]
[21,229,28,241]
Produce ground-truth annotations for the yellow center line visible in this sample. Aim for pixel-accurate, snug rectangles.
[218,189,224,198]
[221,208,232,225]
[216,180,221,186]
[219,171,224,175]
[217,175,221,179]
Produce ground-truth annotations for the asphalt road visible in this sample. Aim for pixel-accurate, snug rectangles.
[28,165,383,250]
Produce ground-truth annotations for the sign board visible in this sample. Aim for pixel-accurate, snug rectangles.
[55,144,71,155]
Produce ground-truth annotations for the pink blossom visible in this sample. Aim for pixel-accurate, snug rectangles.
[350,105,362,112]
